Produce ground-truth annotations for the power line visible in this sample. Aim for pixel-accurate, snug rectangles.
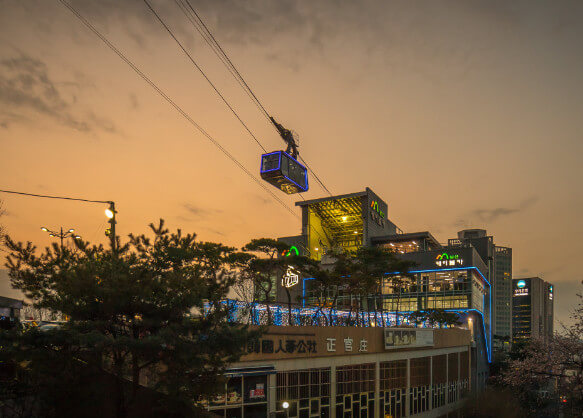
[57,0,299,221]
[177,0,333,197]
[298,155,332,196]
[0,189,111,204]
[179,0,273,125]
[145,3,341,252]
[144,0,320,204]
[143,0,266,153]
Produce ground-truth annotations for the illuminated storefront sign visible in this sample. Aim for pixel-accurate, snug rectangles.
[282,266,299,288]
[514,280,528,297]
[435,252,463,267]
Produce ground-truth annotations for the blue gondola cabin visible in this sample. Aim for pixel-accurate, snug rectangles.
[260,151,308,194]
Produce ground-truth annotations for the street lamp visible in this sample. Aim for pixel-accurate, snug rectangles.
[40,226,81,250]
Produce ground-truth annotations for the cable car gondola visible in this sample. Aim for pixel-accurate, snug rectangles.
[260,117,309,194]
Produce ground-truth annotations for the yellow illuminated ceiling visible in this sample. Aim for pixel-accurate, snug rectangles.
[308,196,363,245]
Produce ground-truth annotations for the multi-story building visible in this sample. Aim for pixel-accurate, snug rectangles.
[448,230,512,351]
[277,189,493,392]
[512,277,554,344]
[493,246,512,347]
[206,324,472,417]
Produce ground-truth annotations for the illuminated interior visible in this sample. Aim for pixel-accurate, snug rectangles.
[380,240,421,254]
[306,195,364,259]
[376,232,441,254]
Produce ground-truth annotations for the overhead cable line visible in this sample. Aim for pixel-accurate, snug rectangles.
[150,4,338,251]
[144,0,314,203]
[0,189,111,204]
[177,0,334,197]
[57,0,299,221]
[177,0,273,126]
[143,0,266,153]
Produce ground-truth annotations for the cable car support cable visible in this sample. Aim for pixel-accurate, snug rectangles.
[58,0,299,220]
[177,0,333,197]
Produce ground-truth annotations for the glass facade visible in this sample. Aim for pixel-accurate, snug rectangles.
[267,355,469,417]
[276,368,331,417]
[381,269,486,313]
[207,375,268,417]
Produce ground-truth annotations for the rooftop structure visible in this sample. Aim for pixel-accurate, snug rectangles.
[294,188,399,259]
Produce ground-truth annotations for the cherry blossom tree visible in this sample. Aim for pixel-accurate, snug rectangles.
[501,282,583,415]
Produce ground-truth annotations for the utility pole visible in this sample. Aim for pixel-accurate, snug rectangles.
[105,201,117,253]
[1,189,117,253]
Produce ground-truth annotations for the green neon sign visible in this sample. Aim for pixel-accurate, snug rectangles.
[436,253,459,261]
[281,246,299,257]
[370,200,385,218]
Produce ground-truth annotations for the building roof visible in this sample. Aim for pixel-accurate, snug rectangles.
[295,189,369,207]
[0,295,23,309]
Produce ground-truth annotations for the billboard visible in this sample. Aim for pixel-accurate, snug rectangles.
[384,328,434,349]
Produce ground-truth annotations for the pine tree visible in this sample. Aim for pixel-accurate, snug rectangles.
[1,220,257,418]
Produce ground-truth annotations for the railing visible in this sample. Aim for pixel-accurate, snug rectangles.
[205,299,423,328]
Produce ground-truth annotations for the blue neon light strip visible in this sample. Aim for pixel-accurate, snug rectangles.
[209,300,489,361]
[260,151,309,192]
[259,151,282,173]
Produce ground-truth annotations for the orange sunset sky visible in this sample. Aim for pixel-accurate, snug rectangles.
[1,1,582,326]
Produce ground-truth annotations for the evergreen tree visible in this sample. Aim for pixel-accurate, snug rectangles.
[1,220,257,418]
[242,238,316,326]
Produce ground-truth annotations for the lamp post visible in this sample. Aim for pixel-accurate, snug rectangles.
[40,226,81,250]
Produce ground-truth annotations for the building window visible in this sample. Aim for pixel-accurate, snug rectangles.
[380,360,407,418]
[336,363,375,418]
[205,375,268,417]
[276,368,330,417]
[432,355,447,409]
[409,357,430,415]
[448,353,459,404]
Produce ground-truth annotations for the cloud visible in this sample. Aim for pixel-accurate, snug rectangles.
[0,53,117,134]
[455,196,538,225]
[182,203,222,219]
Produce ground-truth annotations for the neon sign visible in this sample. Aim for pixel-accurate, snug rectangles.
[370,200,386,227]
[517,280,526,288]
[435,253,463,267]
[370,201,385,218]
[282,266,299,288]
[281,246,299,257]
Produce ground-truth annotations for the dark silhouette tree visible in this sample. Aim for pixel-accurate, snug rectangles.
[242,239,316,326]
[310,246,415,326]
[1,220,257,418]
[500,284,583,416]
